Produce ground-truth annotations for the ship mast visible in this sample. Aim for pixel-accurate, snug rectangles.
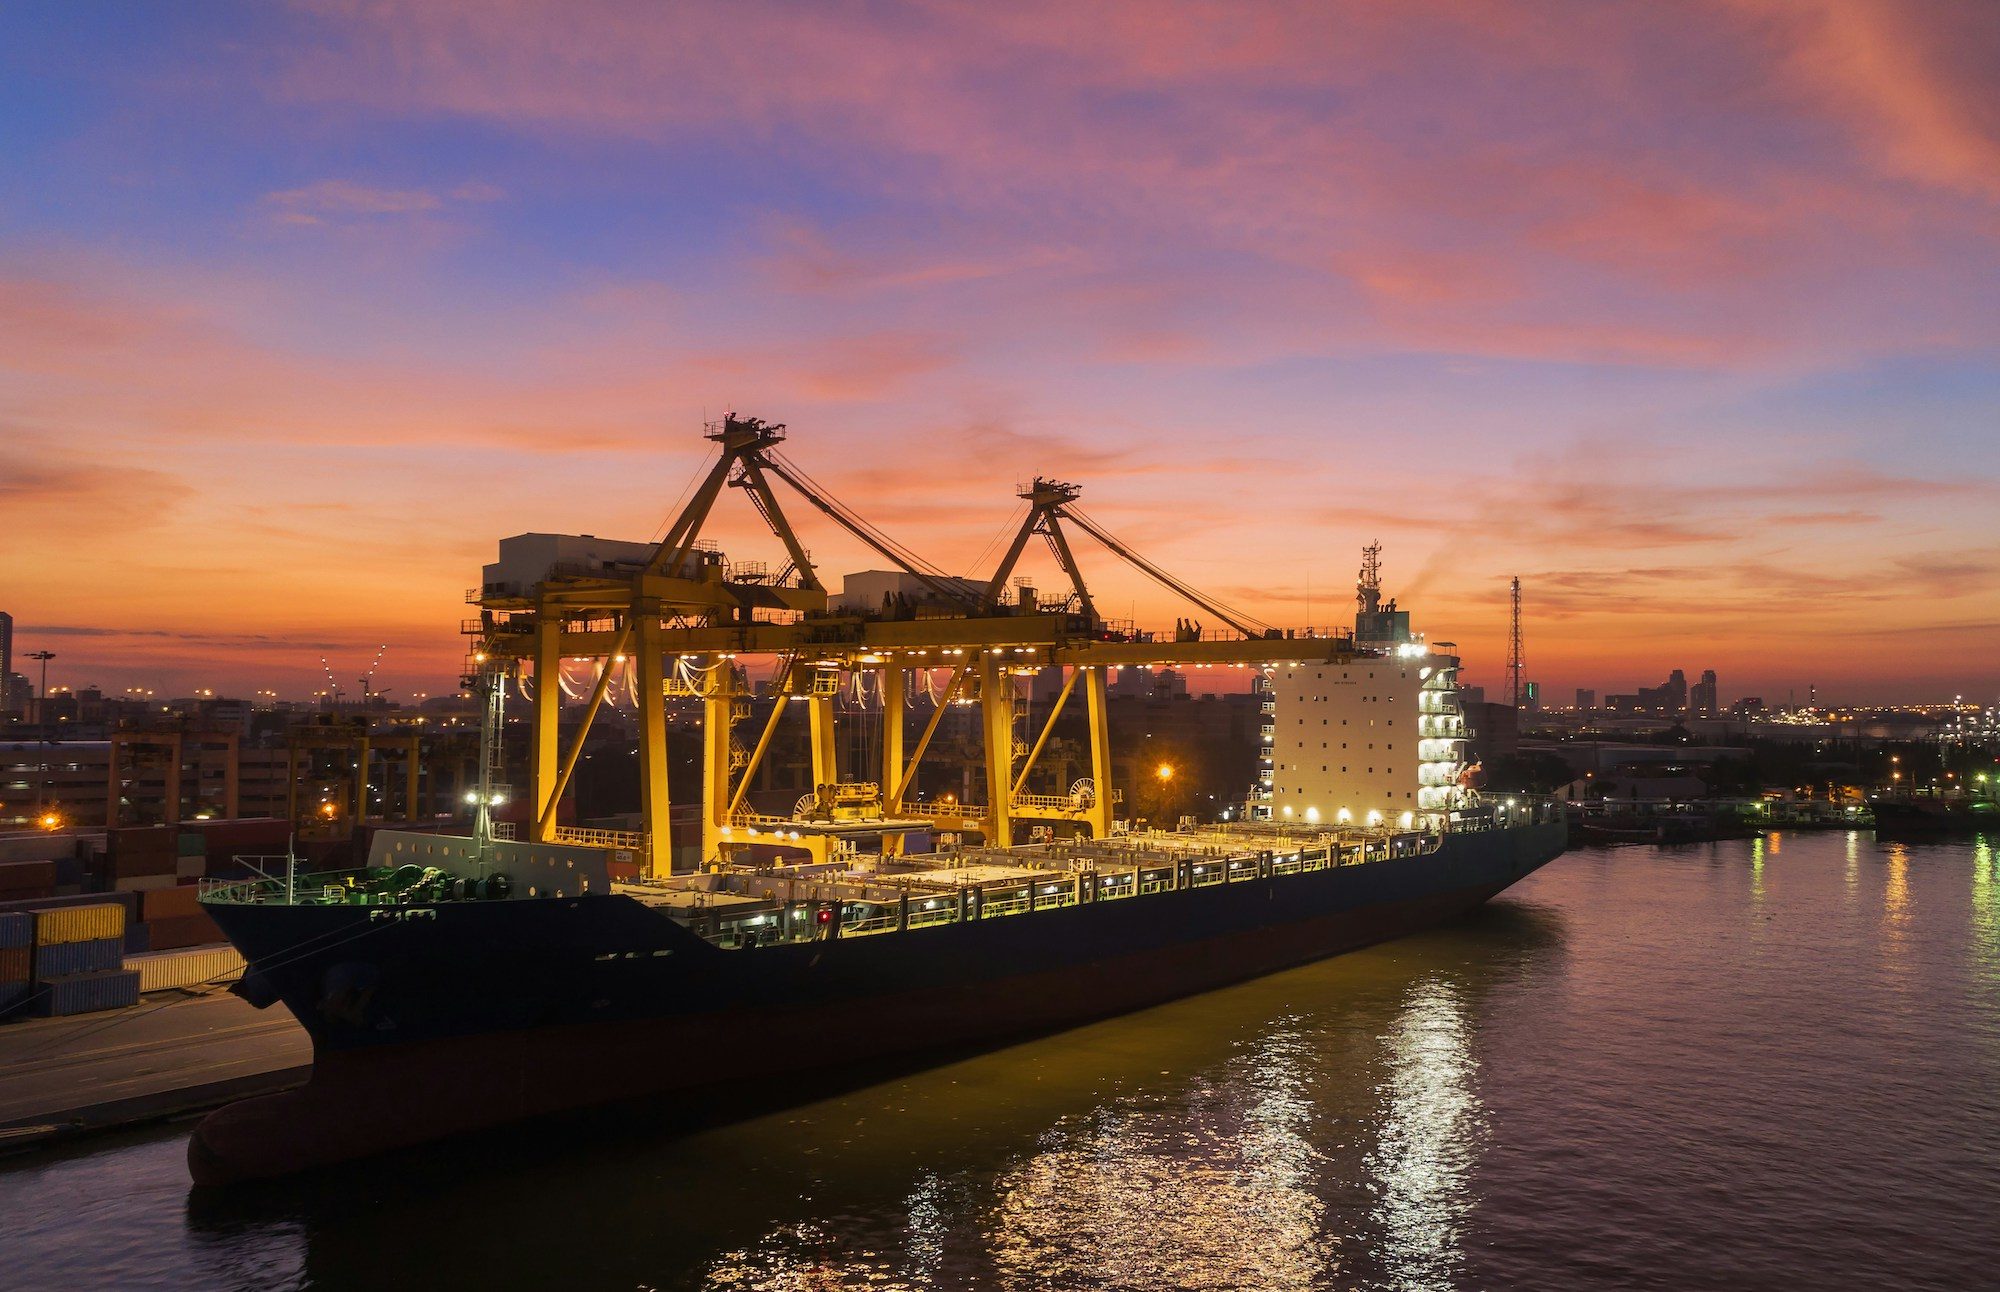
[467,657,508,852]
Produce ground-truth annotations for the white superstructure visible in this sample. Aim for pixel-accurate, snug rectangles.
[1255,546,1473,827]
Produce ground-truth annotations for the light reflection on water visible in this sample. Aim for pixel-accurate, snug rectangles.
[7,834,2000,1291]
[1366,980,1479,1292]
[985,1028,1334,1291]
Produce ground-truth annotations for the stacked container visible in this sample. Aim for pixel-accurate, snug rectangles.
[107,825,179,893]
[175,832,206,881]
[140,884,226,950]
[0,912,31,1014]
[27,902,139,1017]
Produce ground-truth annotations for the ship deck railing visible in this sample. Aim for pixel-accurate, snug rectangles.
[676,812,1536,951]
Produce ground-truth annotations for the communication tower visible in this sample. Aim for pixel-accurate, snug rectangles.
[1508,576,1523,709]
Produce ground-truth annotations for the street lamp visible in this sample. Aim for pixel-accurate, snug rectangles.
[26,650,54,818]
[1156,764,1175,782]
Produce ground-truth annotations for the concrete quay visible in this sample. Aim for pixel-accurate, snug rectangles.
[0,988,308,1156]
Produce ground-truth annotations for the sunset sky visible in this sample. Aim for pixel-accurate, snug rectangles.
[3,1,1996,705]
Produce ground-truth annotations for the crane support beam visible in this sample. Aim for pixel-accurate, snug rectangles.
[1040,515,1096,620]
[1083,665,1114,839]
[979,652,1015,847]
[701,659,739,867]
[531,614,562,833]
[1011,665,1079,799]
[736,460,823,593]
[534,621,634,841]
[982,509,1043,605]
[633,606,672,875]
[880,663,906,856]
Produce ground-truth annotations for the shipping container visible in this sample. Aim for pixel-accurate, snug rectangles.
[0,835,80,865]
[32,936,124,978]
[109,825,176,859]
[145,911,225,950]
[0,860,58,894]
[175,853,205,879]
[140,884,203,922]
[111,850,180,880]
[177,832,206,857]
[129,945,245,993]
[0,911,31,950]
[30,902,126,944]
[31,969,141,1017]
[0,944,30,982]
[0,980,29,1014]
[0,891,138,924]
[113,872,179,892]
[124,921,152,955]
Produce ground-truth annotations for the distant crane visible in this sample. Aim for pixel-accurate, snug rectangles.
[1508,577,1524,709]
[318,644,391,708]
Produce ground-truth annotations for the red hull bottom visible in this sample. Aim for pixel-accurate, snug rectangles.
[190,882,1502,1185]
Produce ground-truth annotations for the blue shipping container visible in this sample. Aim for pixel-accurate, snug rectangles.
[0,911,30,950]
[0,980,29,1014]
[32,969,141,1017]
[32,936,125,978]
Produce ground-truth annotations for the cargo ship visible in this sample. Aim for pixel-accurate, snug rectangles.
[189,417,1567,1184]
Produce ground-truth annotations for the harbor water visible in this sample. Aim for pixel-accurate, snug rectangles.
[4,830,1998,1290]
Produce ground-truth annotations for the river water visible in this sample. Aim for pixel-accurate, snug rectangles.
[5,831,1998,1290]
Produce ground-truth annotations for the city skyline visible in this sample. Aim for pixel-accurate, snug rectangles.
[3,3,1997,702]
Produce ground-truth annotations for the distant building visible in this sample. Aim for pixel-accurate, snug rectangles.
[1465,701,1520,760]
[1612,667,1693,715]
[0,609,11,715]
[1690,669,1719,716]
[1523,680,1542,713]
[1575,688,1596,710]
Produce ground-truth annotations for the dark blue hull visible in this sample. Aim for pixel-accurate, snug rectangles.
[191,821,1564,1183]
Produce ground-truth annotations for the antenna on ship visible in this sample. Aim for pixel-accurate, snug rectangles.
[1508,576,1524,709]
[1357,541,1383,616]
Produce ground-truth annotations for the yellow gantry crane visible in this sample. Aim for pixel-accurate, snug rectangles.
[474,415,1360,875]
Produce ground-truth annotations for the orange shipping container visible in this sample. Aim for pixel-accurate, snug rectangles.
[140,884,204,922]
[145,911,225,950]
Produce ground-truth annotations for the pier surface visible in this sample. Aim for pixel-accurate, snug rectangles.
[0,990,308,1154]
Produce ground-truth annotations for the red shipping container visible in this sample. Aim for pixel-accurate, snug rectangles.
[606,860,641,883]
[140,884,204,922]
[110,825,176,859]
[0,944,30,983]
[0,861,57,894]
[145,911,225,950]
[192,819,293,862]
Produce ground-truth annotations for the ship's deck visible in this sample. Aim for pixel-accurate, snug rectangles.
[602,814,1545,948]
